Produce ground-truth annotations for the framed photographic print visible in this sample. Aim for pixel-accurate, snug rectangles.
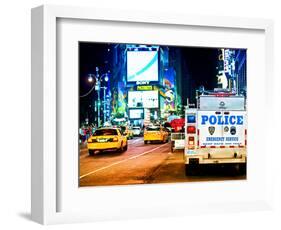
[31,5,274,225]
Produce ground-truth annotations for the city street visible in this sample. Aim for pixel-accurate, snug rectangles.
[79,137,246,187]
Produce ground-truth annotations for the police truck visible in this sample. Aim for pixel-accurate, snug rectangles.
[184,89,247,175]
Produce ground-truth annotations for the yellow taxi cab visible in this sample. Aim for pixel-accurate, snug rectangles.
[144,126,169,144]
[87,127,128,155]
[120,126,134,140]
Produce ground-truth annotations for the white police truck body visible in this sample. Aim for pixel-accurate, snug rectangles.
[184,93,247,175]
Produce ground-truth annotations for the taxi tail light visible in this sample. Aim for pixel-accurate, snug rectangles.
[113,137,118,142]
[188,136,195,145]
[187,126,196,134]
[87,139,92,143]
[92,138,97,143]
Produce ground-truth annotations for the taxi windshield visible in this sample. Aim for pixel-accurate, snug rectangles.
[93,129,118,136]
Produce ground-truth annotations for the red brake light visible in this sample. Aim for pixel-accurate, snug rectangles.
[187,126,196,134]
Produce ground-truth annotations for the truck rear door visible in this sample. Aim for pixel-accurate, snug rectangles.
[197,110,246,148]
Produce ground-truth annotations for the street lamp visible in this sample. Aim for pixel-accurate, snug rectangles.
[87,75,94,83]
[80,68,110,127]
[93,67,109,127]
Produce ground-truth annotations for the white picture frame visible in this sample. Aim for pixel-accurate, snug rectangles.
[31,5,274,225]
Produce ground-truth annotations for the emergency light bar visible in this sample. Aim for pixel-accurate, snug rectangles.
[187,115,196,123]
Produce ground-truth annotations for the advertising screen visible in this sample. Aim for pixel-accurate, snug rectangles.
[129,109,144,119]
[128,90,159,108]
[127,51,158,82]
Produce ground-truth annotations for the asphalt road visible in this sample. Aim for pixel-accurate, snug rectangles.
[79,137,246,187]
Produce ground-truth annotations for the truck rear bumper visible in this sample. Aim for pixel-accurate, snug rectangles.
[186,157,246,165]
[185,148,246,164]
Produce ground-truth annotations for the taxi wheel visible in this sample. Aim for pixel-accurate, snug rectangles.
[89,150,95,156]
[144,140,148,144]
[118,142,124,152]
[124,144,128,151]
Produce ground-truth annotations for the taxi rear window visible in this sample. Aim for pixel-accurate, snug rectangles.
[146,127,160,131]
[93,129,118,136]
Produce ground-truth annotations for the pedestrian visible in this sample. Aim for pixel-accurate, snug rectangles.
[86,127,90,141]
[83,127,87,143]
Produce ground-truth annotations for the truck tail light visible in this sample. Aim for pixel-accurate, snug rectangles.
[187,126,196,134]
[188,136,195,145]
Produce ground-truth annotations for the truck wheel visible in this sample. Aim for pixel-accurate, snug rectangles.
[185,165,190,176]
[185,164,198,176]
[238,163,246,175]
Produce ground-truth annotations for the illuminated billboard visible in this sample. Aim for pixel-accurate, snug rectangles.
[127,51,158,82]
[128,109,144,119]
[128,90,159,108]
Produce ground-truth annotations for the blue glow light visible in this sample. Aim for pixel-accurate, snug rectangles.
[187,115,196,123]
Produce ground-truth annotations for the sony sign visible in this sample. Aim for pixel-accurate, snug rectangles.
[136,80,150,85]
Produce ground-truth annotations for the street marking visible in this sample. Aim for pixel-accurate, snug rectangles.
[80,154,88,160]
[79,142,169,179]
[79,148,89,159]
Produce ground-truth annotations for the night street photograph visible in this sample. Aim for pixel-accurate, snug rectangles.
[79,42,247,187]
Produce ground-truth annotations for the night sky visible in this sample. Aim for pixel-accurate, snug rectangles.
[79,43,219,123]
[180,47,218,104]
[79,43,218,97]
[79,42,112,96]
[182,47,218,88]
